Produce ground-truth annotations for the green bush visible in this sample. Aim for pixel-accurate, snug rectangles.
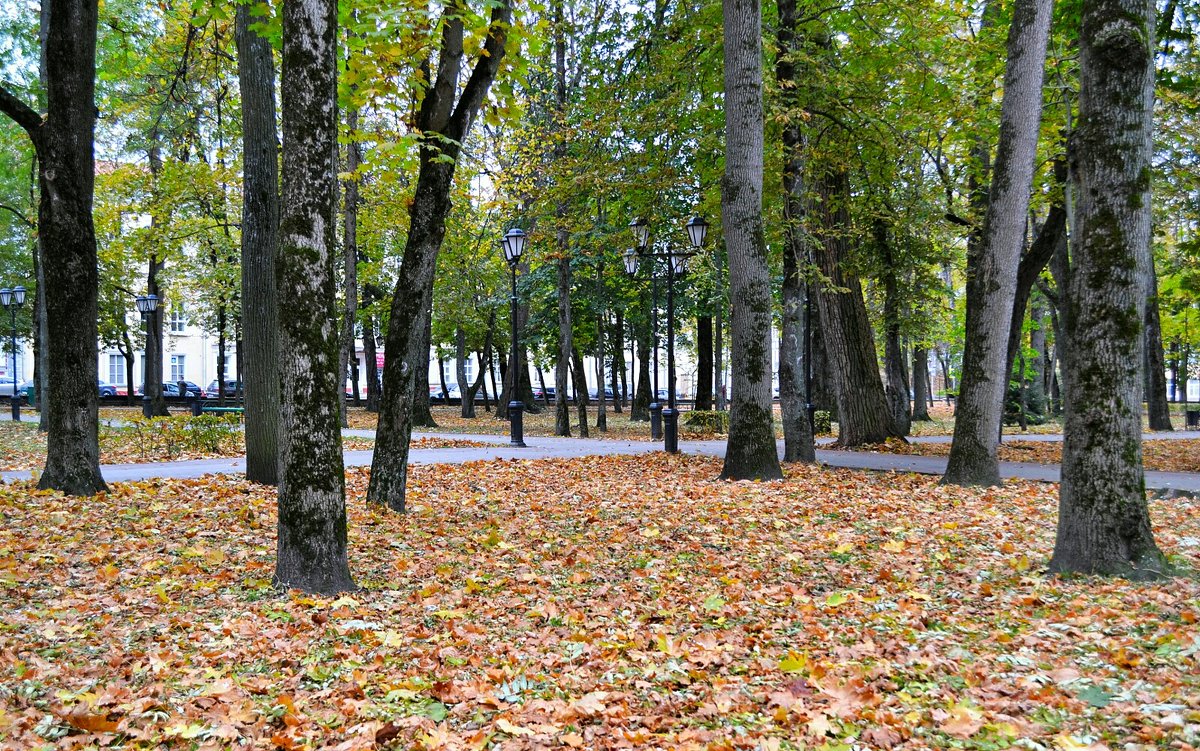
[104,414,242,460]
[683,410,729,434]
[813,410,832,436]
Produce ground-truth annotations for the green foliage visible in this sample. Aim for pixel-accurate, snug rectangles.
[104,414,242,460]
[813,410,832,436]
[683,410,729,434]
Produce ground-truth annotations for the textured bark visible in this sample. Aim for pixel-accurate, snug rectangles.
[775,0,815,463]
[912,347,932,421]
[879,221,911,437]
[571,345,590,437]
[412,312,437,428]
[632,330,651,421]
[1050,0,1165,579]
[612,311,625,412]
[1026,301,1048,415]
[696,315,714,410]
[1145,269,1172,430]
[812,169,899,446]
[367,0,510,510]
[273,0,354,594]
[554,253,573,436]
[0,0,105,494]
[714,308,726,410]
[808,292,836,419]
[720,0,783,480]
[944,0,1053,485]
[236,2,281,485]
[339,106,362,428]
[363,313,380,412]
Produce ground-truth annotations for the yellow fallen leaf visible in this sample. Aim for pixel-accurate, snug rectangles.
[495,718,534,736]
[881,540,906,553]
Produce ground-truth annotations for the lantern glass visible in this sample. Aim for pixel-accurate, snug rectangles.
[12,286,24,306]
[623,248,638,276]
[629,217,650,249]
[685,216,708,249]
[0,289,10,308]
[671,253,688,276]
[502,228,526,264]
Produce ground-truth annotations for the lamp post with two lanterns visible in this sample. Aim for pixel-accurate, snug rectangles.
[0,286,26,421]
[500,227,528,447]
[135,294,159,418]
[625,215,708,453]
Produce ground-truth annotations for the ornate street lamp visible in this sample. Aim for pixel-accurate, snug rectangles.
[135,294,159,418]
[500,227,527,447]
[1,286,26,421]
[628,216,707,452]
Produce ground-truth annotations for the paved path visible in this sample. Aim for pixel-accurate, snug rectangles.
[4,428,1200,492]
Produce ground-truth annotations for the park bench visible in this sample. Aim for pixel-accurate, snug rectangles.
[190,399,245,419]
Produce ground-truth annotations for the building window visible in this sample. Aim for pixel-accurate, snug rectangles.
[462,357,474,385]
[170,355,186,382]
[170,309,186,333]
[108,354,125,385]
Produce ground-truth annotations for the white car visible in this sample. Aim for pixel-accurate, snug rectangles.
[0,377,17,398]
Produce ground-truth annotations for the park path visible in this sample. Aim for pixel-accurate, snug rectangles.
[4,426,1200,492]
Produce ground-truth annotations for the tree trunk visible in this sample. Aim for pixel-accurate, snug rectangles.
[879,220,912,437]
[412,310,437,428]
[554,252,573,436]
[943,0,1053,485]
[339,106,362,429]
[236,1,281,484]
[632,328,650,421]
[912,347,932,421]
[1050,0,1165,579]
[0,0,107,494]
[809,292,836,419]
[812,169,899,446]
[611,312,624,412]
[720,0,783,480]
[775,0,815,463]
[696,315,714,410]
[1026,301,1048,416]
[1145,268,1172,430]
[363,314,380,412]
[714,307,726,410]
[273,0,355,594]
[144,255,168,416]
[367,0,511,510]
[572,345,589,437]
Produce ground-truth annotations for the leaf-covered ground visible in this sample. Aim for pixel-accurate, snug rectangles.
[864,438,1200,474]
[1,456,1197,750]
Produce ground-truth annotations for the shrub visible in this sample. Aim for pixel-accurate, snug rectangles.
[683,410,729,435]
[813,410,832,435]
[104,414,242,460]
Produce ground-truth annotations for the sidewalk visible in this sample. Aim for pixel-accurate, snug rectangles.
[5,429,1200,492]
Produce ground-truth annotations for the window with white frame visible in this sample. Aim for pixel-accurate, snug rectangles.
[169,309,187,333]
[108,354,125,385]
[462,357,475,385]
[170,355,186,382]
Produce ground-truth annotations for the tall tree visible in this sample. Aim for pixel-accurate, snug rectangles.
[775,0,815,463]
[367,0,512,511]
[1145,269,1173,430]
[943,0,1053,486]
[0,0,107,495]
[720,0,783,480]
[236,1,281,486]
[273,0,355,593]
[1049,0,1166,578]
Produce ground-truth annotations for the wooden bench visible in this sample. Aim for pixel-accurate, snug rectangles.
[194,402,245,420]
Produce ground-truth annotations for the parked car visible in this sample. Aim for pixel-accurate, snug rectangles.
[207,379,243,398]
[137,382,204,399]
[429,383,461,403]
[532,385,556,401]
[0,377,16,398]
[98,380,128,398]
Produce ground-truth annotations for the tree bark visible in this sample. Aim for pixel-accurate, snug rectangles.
[554,252,573,436]
[236,1,281,485]
[720,0,783,480]
[572,345,590,437]
[1145,268,1172,430]
[273,0,355,594]
[944,0,1053,485]
[696,315,714,410]
[1050,0,1165,579]
[1027,300,1048,416]
[611,311,624,412]
[912,347,932,421]
[412,310,437,427]
[363,313,380,412]
[367,0,510,510]
[339,105,362,429]
[632,326,651,421]
[879,220,912,436]
[812,169,899,446]
[714,307,726,410]
[0,0,106,494]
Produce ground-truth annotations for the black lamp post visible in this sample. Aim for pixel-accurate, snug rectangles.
[135,294,159,418]
[626,215,707,452]
[1,286,26,421]
[501,227,527,447]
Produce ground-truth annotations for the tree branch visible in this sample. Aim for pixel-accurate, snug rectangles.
[0,202,35,228]
[447,0,512,143]
[0,84,43,138]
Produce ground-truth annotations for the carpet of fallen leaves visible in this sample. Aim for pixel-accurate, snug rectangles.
[1,455,1198,750]
[864,439,1200,474]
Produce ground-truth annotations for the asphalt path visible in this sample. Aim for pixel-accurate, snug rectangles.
[4,427,1200,492]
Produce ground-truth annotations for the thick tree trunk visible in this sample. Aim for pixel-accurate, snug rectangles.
[720,0,783,480]
[809,292,836,419]
[274,0,354,594]
[1145,269,1173,430]
[1027,301,1048,416]
[572,345,589,437]
[0,0,107,494]
[912,347,932,421]
[714,307,726,410]
[632,329,650,421]
[812,169,899,446]
[1050,0,1165,579]
[456,326,474,417]
[236,2,281,485]
[696,315,714,410]
[943,0,1052,485]
[412,311,437,428]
